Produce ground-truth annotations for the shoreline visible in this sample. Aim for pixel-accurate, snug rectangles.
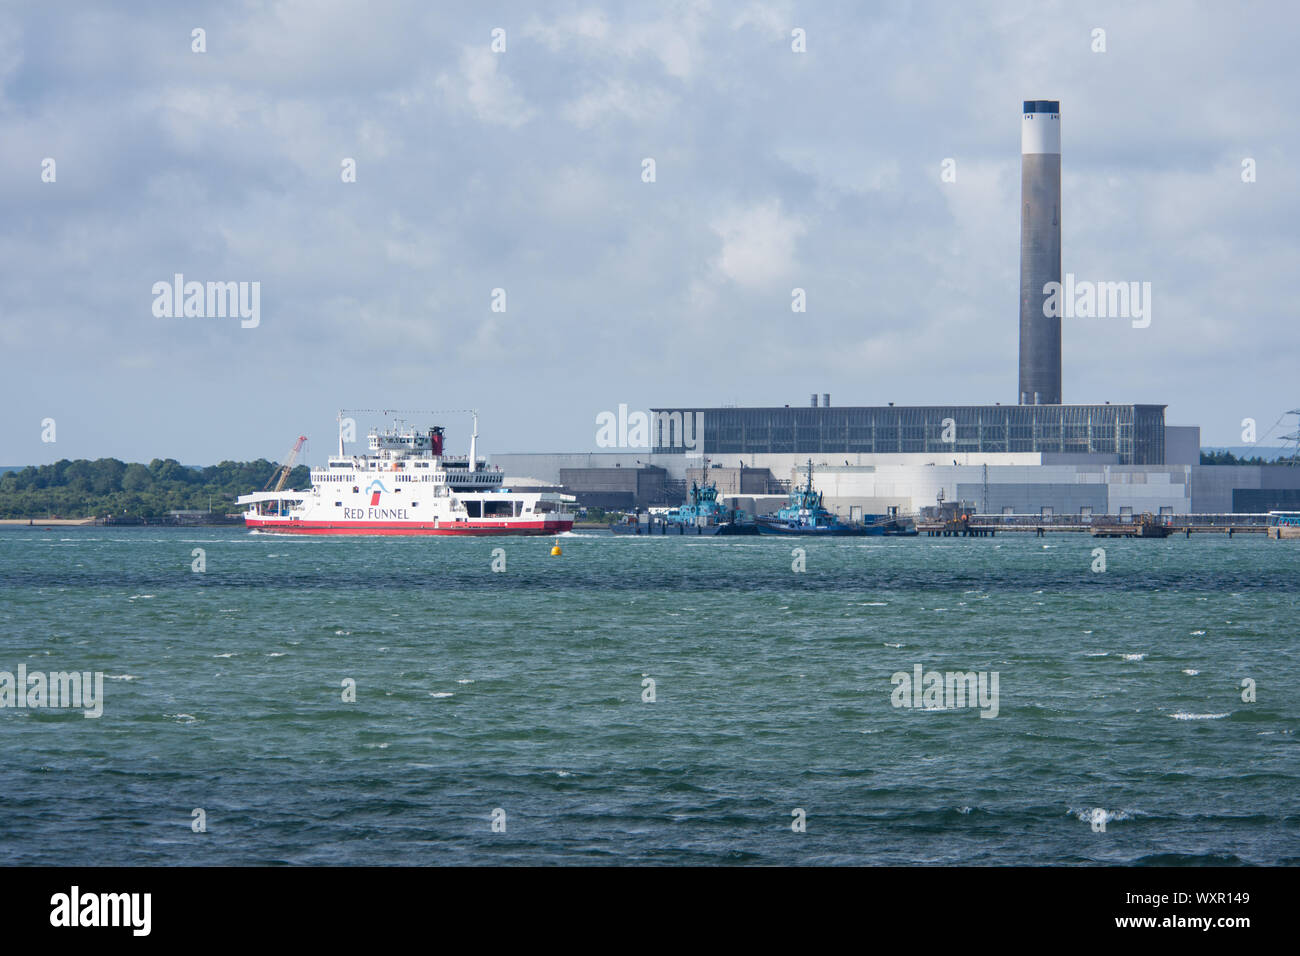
[0,518,97,526]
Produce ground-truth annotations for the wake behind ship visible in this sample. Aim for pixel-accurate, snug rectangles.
[236,418,574,535]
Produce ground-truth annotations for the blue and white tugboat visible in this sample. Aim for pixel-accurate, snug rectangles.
[609,480,758,535]
[756,460,876,536]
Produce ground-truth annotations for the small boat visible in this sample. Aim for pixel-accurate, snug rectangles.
[869,514,919,536]
[1092,512,1172,538]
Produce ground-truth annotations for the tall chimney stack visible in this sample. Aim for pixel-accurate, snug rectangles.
[1018,99,1062,405]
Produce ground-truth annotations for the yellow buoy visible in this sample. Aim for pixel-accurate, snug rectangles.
[550,537,562,557]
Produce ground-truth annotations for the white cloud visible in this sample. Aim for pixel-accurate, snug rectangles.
[710,200,807,288]
[560,79,677,129]
[436,47,535,127]
[524,6,709,80]
[729,3,793,36]
[775,144,903,197]
[0,13,23,106]
[2,0,1298,459]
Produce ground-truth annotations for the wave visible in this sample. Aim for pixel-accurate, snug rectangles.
[1070,807,1134,825]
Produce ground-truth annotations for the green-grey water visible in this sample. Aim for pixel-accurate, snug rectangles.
[1,528,1296,865]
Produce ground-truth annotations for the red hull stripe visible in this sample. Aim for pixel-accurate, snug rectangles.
[245,519,573,536]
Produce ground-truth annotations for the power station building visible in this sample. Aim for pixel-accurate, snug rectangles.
[492,98,1300,516]
[646,403,1167,465]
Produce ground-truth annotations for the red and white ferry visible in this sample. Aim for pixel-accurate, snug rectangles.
[236,418,574,535]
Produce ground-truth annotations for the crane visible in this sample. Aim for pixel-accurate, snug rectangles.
[264,435,308,492]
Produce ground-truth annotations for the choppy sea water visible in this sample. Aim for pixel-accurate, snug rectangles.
[1,527,1296,865]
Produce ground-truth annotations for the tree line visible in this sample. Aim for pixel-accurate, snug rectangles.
[1199,450,1292,466]
[0,458,311,519]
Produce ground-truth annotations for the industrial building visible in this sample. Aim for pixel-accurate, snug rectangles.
[647,403,1168,465]
[492,99,1300,517]
[555,464,672,511]
[495,447,1300,517]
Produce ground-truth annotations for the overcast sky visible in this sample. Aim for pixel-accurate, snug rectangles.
[2,1,1296,465]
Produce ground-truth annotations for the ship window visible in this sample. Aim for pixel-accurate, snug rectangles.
[465,501,482,517]
[335,502,342,507]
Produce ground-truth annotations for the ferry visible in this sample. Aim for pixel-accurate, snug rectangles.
[1265,511,1300,539]
[236,418,574,535]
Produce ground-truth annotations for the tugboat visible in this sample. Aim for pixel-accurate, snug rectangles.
[755,460,877,536]
[609,480,758,535]
[669,480,759,535]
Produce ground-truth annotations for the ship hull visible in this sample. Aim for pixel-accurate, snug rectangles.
[246,517,573,536]
[755,519,880,536]
[609,521,759,536]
